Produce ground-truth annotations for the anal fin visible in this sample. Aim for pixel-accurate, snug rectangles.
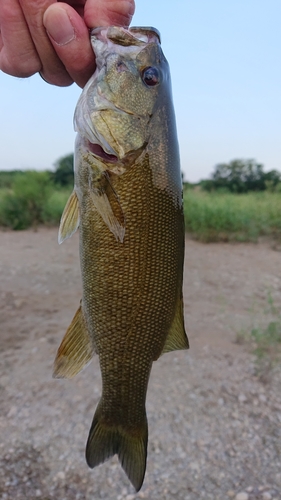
[160,295,189,356]
[58,190,80,244]
[53,305,94,379]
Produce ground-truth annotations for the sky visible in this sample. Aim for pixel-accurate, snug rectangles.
[1,0,281,182]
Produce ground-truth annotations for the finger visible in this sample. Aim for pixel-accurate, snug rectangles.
[0,0,41,77]
[19,0,73,86]
[84,0,135,28]
[58,0,86,17]
[43,3,95,88]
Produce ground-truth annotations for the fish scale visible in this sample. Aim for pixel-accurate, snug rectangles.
[53,26,189,492]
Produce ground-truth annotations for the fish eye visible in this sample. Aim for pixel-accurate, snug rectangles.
[141,67,160,87]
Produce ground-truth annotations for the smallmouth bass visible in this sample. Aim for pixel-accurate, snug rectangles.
[54,26,189,491]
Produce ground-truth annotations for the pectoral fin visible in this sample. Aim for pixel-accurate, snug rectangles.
[90,173,125,243]
[53,305,94,379]
[58,190,80,244]
[160,295,189,356]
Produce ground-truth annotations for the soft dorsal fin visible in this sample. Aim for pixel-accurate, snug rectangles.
[160,295,189,356]
[53,305,95,379]
[58,190,80,244]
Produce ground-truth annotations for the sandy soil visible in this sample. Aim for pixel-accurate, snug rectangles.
[0,228,281,500]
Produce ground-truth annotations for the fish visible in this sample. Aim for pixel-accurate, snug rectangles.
[53,26,189,492]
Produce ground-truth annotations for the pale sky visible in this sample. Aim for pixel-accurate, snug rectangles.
[1,0,280,182]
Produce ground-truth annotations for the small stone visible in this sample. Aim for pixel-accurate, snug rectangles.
[246,486,253,492]
[35,490,42,497]
[189,461,200,471]
[14,299,24,308]
[259,394,267,403]
[235,493,249,500]
[137,492,148,499]
[227,491,235,498]
[262,493,272,500]
[238,393,247,403]
[56,471,65,480]
[7,406,17,418]
[125,495,135,500]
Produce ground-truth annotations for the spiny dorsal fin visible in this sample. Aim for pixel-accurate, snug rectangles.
[58,190,80,244]
[160,295,189,356]
[53,305,94,379]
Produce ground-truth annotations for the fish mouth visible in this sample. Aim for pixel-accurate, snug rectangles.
[85,137,147,171]
[87,139,147,168]
[87,142,119,163]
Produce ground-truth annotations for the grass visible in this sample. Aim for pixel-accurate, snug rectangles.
[236,293,281,382]
[1,173,281,241]
[183,189,281,242]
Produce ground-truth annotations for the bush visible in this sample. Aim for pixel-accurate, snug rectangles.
[0,170,25,189]
[0,171,52,229]
[42,189,72,225]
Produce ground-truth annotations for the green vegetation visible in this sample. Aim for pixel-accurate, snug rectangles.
[52,153,74,187]
[237,294,281,382]
[0,156,280,239]
[0,171,71,230]
[201,158,281,193]
[183,189,281,242]
[0,154,74,230]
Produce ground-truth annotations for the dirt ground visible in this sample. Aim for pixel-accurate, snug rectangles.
[0,228,281,500]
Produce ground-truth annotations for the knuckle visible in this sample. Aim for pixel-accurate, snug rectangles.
[0,3,14,20]
[0,55,41,78]
[40,70,73,87]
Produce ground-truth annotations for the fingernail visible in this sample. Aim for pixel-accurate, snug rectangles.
[44,8,75,46]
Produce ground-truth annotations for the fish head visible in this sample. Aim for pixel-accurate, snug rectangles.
[74,26,170,168]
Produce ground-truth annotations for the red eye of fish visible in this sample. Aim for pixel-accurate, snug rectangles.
[141,67,160,86]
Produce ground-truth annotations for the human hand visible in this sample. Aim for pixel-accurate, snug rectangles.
[0,0,135,88]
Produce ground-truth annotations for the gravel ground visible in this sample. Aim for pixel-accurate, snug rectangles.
[0,228,281,500]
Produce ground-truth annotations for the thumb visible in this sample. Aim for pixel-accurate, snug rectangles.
[43,4,95,87]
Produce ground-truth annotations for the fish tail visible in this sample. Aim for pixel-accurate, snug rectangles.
[86,406,148,491]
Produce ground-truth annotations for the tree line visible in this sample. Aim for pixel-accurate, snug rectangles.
[1,155,281,193]
[199,159,281,193]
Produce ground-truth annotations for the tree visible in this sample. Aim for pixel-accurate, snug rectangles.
[53,153,74,186]
[211,159,265,192]
[202,159,281,193]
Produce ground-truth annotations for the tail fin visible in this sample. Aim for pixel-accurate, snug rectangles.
[86,406,148,491]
